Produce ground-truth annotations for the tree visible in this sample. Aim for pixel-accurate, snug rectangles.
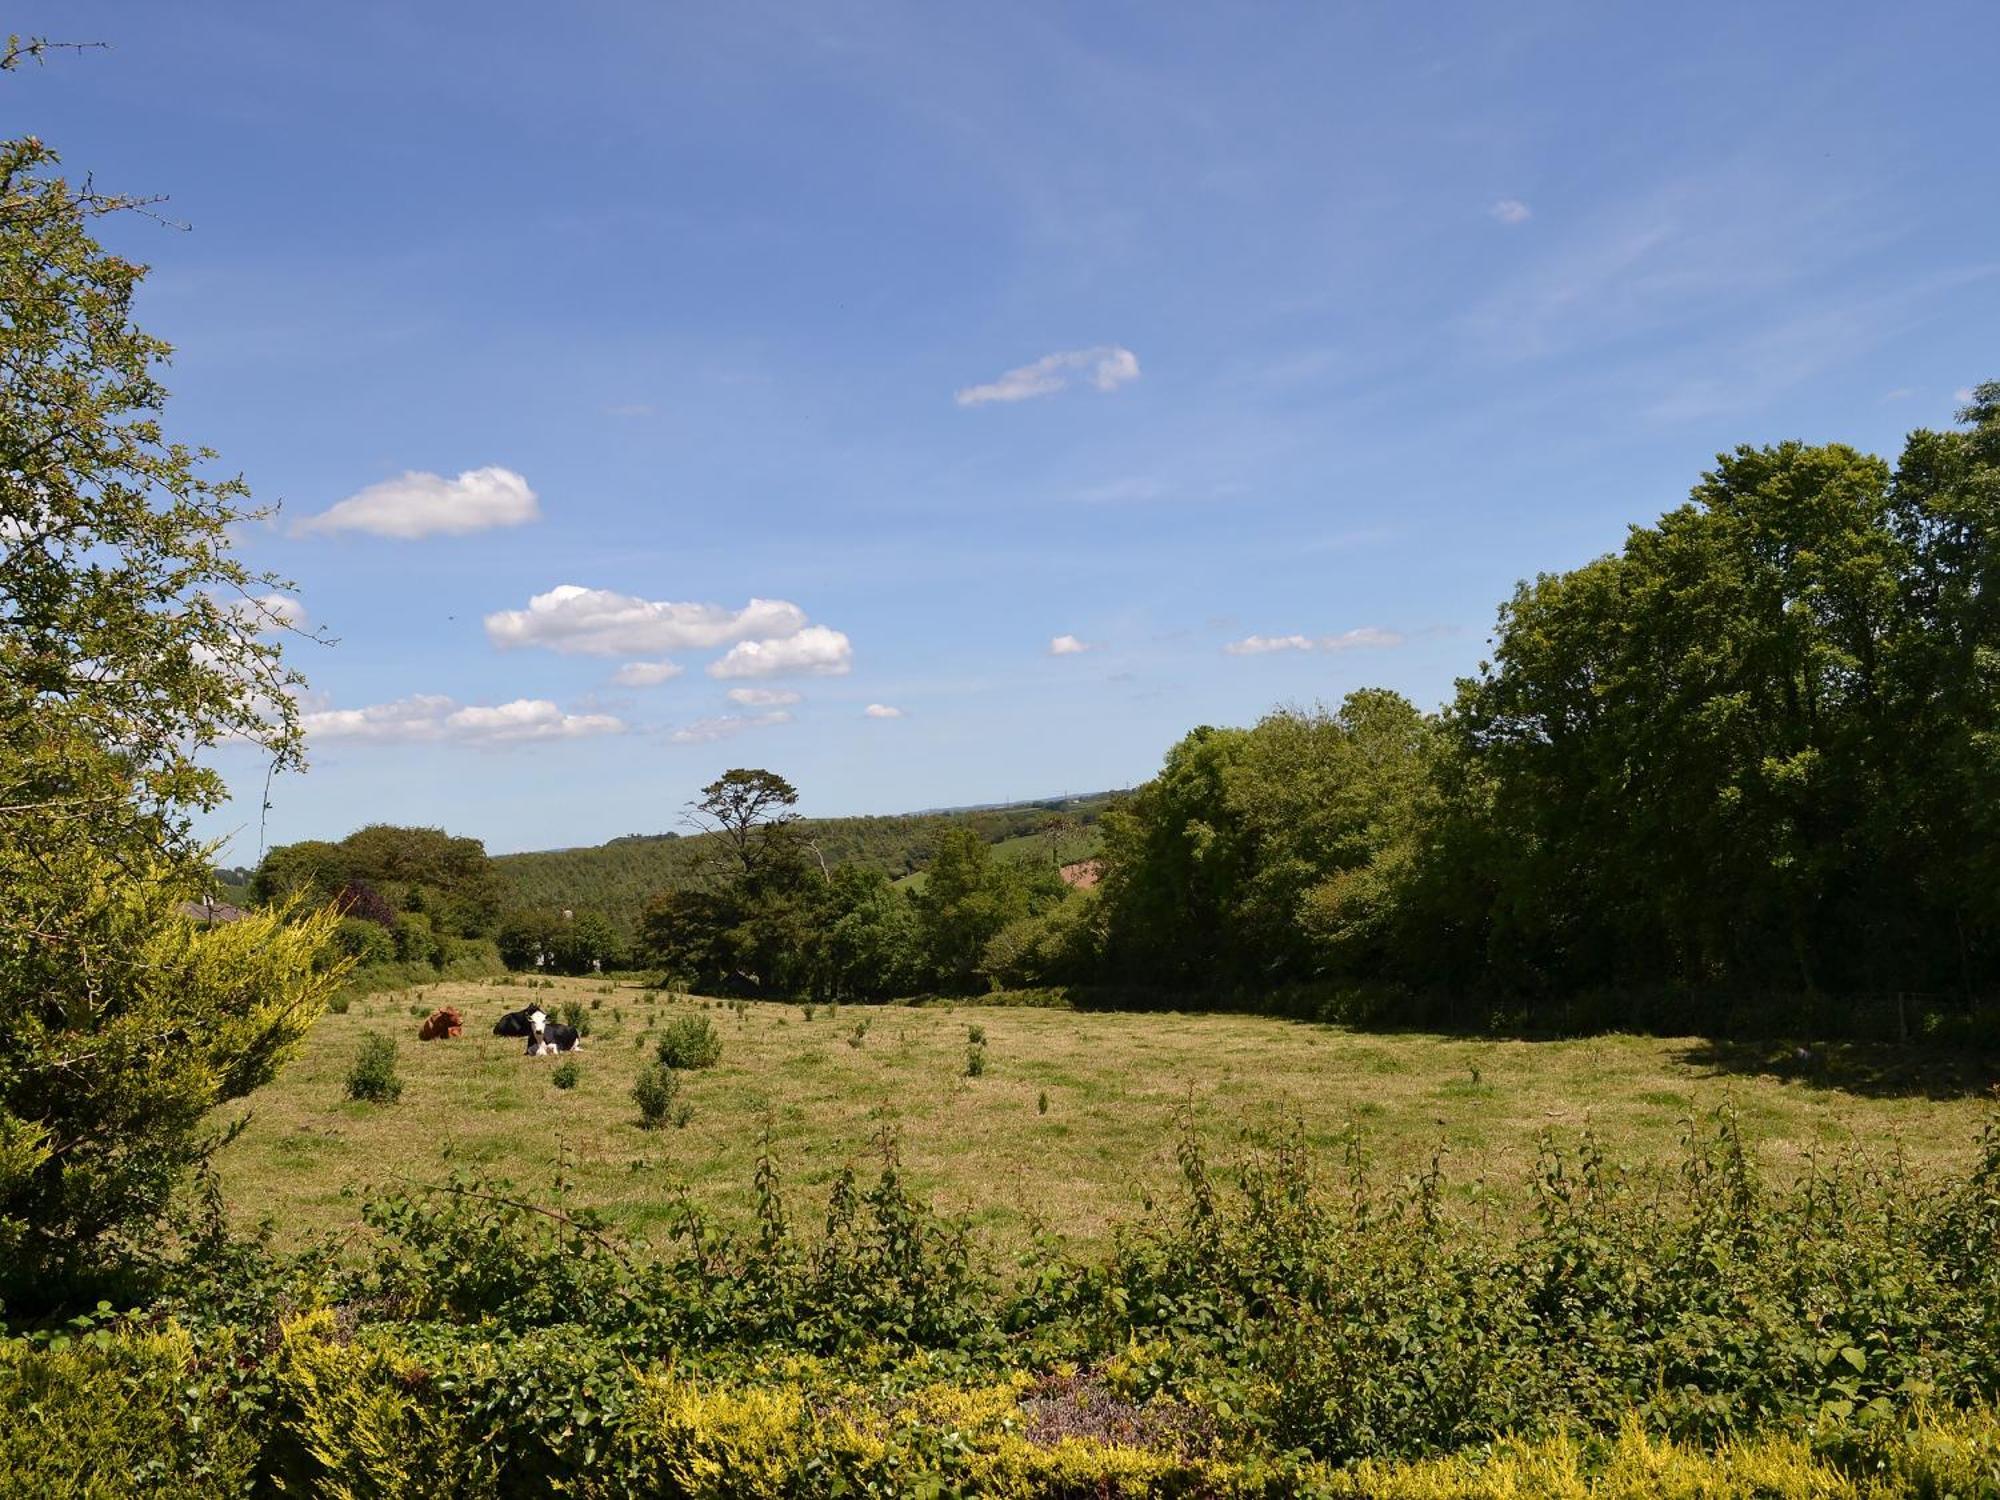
[0,119,338,1303]
[496,909,558,971]
[818,866,924,1000]
[0,133,314,834]
[1096,726,1254,987]
[552,911,619,974]
[684,769,802,881]
[918,828,1041,990]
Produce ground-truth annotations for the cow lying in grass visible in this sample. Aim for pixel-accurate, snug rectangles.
[494,1004,538,1038]
[417,1006,463,1040]
[523,1007,581,1056]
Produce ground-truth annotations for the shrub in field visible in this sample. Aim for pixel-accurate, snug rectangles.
[344,1035,402,1104]
[847,1018,871,1049]
[966,1022,986,1045]
[556,998,592,1037]
[655,1015,722,1070]
[965,1042,987,1077]
[632,1063,689,1129]
[326,994,351,1015]
[551,1060,580,1090]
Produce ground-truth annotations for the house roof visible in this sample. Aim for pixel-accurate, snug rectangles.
[180,898,252,925]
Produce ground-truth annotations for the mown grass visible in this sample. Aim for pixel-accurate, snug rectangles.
[213,975,1995,1255]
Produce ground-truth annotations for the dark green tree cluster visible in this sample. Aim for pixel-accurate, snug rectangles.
[638,771,1066,999]
[252,824,506,975]
[1089,392,2000,1026]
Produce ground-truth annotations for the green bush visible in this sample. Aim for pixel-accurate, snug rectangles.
[0,1325,259,1496]
[654,1014,722,1070]
[965,1042,987,1077]
[344,1033,402,1104]
[551,1059,580,1090]
[556,998,592,1037]
[632,1062,688,1129]
[326,993,351,1015]
[391,911,440,966]
[331,914,396,968]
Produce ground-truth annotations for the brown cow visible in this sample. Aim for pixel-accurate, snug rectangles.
[418,1005,463,1041]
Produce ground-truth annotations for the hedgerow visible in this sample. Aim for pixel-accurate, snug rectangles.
[8,1107,2000,1495]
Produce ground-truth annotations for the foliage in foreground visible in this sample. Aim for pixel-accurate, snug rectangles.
[8,1109,2000,1493]
[13,1328,2000,1499]
[0,126,344,1311]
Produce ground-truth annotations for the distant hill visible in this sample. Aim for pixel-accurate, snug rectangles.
[493,791,1123,938]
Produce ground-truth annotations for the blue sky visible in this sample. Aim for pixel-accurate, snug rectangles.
[13,3,1996,855]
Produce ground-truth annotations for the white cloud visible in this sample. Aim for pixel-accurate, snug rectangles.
[1322,627,1406,651]
[486,586,809,657]
[708,624,853,679]
[670,710,792,744]
[1225,628,1405,656]
[611,660,684,687]
[1048,634,1093,656]
[726,687,802,707]
[295,466,539,539]
[1489,198,1533,226]
[864,703,904,719]
[304,695,624,746]
[1958,387,1978,404]
[1224,634,1315,655]
[955,346,1140,407]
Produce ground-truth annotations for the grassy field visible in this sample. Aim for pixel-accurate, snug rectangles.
[214,975,1999,1257]
[894,824,1103,891]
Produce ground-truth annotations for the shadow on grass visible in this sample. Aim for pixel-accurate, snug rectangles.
[1673,1038,2000,1101]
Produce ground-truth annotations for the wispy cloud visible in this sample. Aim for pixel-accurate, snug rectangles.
[1048,634,1093,656]
[295,466,539,539]
[863,703,904,719]
[1074,476,1165,504]
[955,346,1140,407]
[670,710,792,744]
[1489,198,1533,225]
[726,687,802,707]
[708,625,853,679]
[1224,628,1405,656]
[1223,633,1314,655]
[304,695,624,746]
[611,660,684,687]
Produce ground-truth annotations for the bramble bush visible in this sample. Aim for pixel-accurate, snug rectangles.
[631,1063,689,1129]
[344,1034,403,1104]
[654,1014,722,1070]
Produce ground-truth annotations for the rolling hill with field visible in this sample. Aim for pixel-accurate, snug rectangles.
[493,791,1120,934]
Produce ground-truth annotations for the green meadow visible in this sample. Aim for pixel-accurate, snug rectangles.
[215,974,1996,1256]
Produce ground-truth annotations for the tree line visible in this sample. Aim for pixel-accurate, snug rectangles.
[623,391,2000,1037]
[1082,393,2000,1033]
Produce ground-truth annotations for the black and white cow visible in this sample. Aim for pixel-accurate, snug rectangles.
[523,1007,582,1056]
[494,1004,539,1038]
